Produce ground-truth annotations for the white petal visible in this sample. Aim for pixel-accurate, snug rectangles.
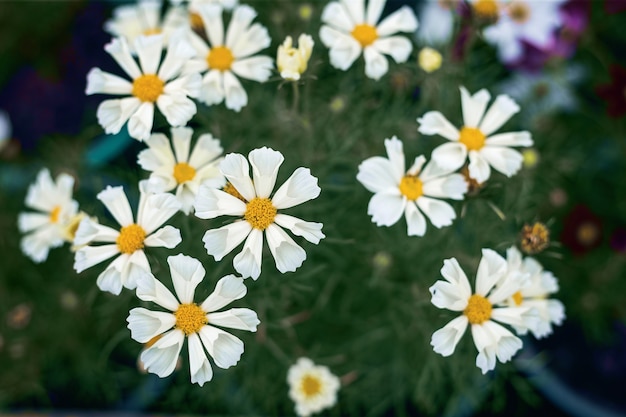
[340,0,364,25]
[96,97,141,136]
[467,150,491,183]
[127,307,176,343]
[471,323,498,374]
[459,87,490,128]
[233,228,263,279]
[372,36,413,63]
[198,325,244,369]
[225,4,256,50]
[128,101,154,141]
[367,192,405,227]
[207,308,259,331]
[134,34,164,75]
[202,221,252,261]
[273,214,325,244]
[475,248,507,297]
[168,253,206,304]
[198,3,224,46]
[194,186,247,219]
[104,37,142,79]
[366,0,385,25]
[140,329,185,377]
[188,333,213,386]
[163,73,202,98]
[320,26,362,71]
[189,133,223,168]
[478,94,520,136]
[201,274,247,312]
[139,133,176,171]
[96,263,125,295]
[18,212,51,234]
[231,56,273,82]
[156,94,197,127]
[20,228,61,263]
[74,217,120,245]
[363,46,389,80]
[480,147,523,178]
[265,224,306,274]
[138,192,181,234]
[97,186,134,227]
[73,245,120,273]
[376,5,418,37]
[431,141,468,174]
[321,1,355,31]
[429,280,469,312]
[85,68,133,95]
[248,147,284,199]
[220,153,256,201]
[159,35,197,81]
[271,167,321,210]
[417,111,460,141]
[356,156,400,194]
[223,71,248,112]
[123,249,152,290]
[416,196,456,228]
[135,270,180,311]
[422,174,468,200]
[431,315,468,357]
[144,226,182,248]
[405,201,427,237]
[199,70,225,105]
[485,131,532,147]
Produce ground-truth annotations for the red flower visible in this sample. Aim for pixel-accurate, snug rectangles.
[596,65,626,118]
[560,205,603,255]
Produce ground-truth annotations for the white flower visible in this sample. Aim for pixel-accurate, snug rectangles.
[277,34,314,81]
[86,34,201,141]
[194,147,324,279]
[0,110,10,151]
[416,0,455,45]
[73,182,182,295]
[417,86,533,183]
[356,136,467,237]
[502,246,565,338]
[183,4,273,112]
[429,249,539,374]
[482,0,566,63]
[105,0,190,51]
[18,169,79,263]
[127,254,258,386]
[319,0,418,80]
[138,127,225,215]
[288,357,341,417]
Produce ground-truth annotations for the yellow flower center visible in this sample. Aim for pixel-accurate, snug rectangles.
[473,0,499,19]
[189,12,203,30]
[174,303,207,335]
[207,46,235,71]
[520,222,550,254]
[223,182,246,202]
[577,222,599,246]
[512,291,524,306]
[49,206,61,223]
[142,27,162,36]
[244,198,277,230]
[508,1,530,23]
[173,162,196,184]
[464,294,492,325]
[399,175,423,201]
[459,126,486,151]
[301,374,322,398]
[116,224,146,254]
[351,24,378,47]
[132,74,164,102]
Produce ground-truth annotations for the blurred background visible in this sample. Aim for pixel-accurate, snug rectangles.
[1,0,626,416]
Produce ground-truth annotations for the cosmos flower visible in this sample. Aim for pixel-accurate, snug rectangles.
[417,86,533,183]
[288,357,341,417]
[416,0,456,45]
[194,147,324,279]
[319,0,419,80]
[127,253,259,386]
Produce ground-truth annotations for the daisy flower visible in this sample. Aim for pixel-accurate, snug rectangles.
[18,169,79,263]
[356,136,467,237]
[73,182,182,295]
[430,249,539,374]
[183,4,273,111]
[105,0,189,51]
[127,253,259,386]
[138,127,226,215]
[288,357,341,417]
[194,147,324,279]
[319,0,419,80]
[417,86,533,183]
[482,0,566,63]
[503,246,565,339]
[86,34,201,141]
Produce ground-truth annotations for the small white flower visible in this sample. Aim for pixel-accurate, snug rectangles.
[319,0,418,80]
[183,4,273,112]
[502,246,565,338]
[0,110,10,151]
[483,0,566,63]
[138,127,225,215]
[18,169,79,263]
[277,34,314,81]
[417,86,533,183]
[194,147,324,279]
[105,0,190,51]
[288,357,341,417]
[73,182,182,295]
[357,136,467,236]
[418,47,443,73]
[416,0,455,45]
[86,34,201,141]
[429,249,540,374]
[127,254,259,386]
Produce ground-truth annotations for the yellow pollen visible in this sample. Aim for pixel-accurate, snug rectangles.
[116,224,146,254]
[174,303,207,336]
[142,27,162,36]
[207,46,235,71]
[301,374,322,397]
[399,175,423,201]
[459,126,486,151]
[49,206,61,223]
[223,182,246,202]
[520,222,550,254]
[244,197,277,230]
[145,334,163,349]
[577,222,599,246]
[512,291,524,306]
[189,12,203,30]
[473,0,499,19]
[464,294,492,325]
[508,1,530,23]
[351,24,378,47]
[132,74,164,102]
[173,162,196,184]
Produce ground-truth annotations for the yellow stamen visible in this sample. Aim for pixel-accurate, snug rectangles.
[145,334,163,349]
[142,28,162,36]
[223,182,246,202]
[399,175,423,201]
[244,198,277,230]
[351,24,378,47]
[207,46,235,71]
[189,12,203,30]
[301,374,322,397]
[520,222,550,254]
[49,206,61,223]
[473,0,499,19]
[512,291,524,306]
[173,162,196,184]
[508,1,530,23]
[577,222,599,246]
[459,126,486,151]
[116,224,146,254]
[174,303,207,335]
[464,294,492,325]
[132,74,164,102]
